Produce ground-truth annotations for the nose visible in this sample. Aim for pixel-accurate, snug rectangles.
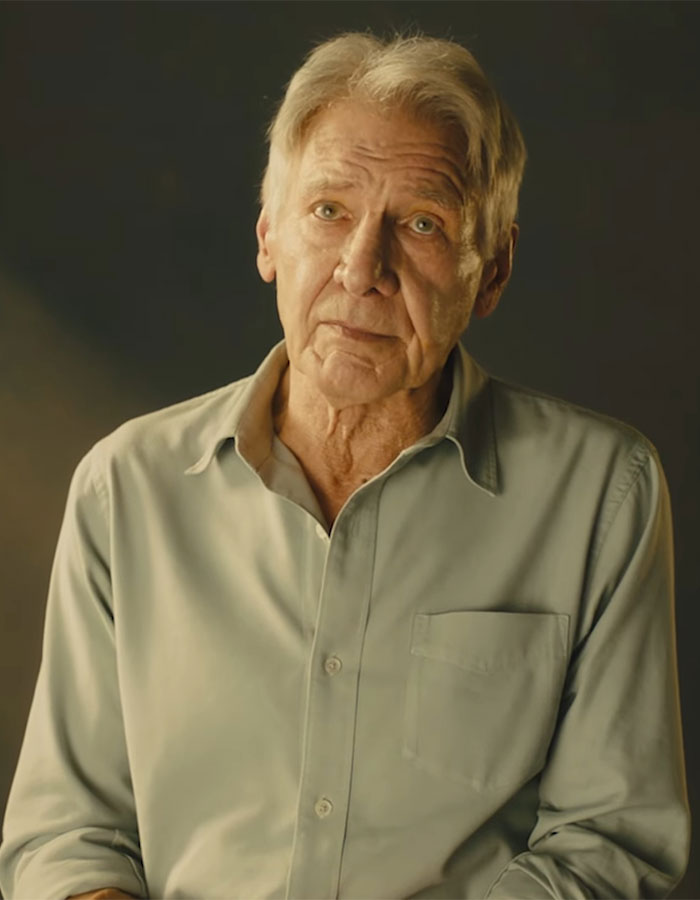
[333,215,399,297]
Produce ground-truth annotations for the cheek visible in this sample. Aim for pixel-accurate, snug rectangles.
[426,291,473,347]
[275,236,338,327]
[404,253,481,350]
[283,220,340,281]
[430,248,483,341]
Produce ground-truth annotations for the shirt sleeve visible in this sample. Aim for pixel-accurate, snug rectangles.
[0,449,148,900]
[484,443,690,899]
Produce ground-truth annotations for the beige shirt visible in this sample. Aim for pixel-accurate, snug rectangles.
[0,341,689,899]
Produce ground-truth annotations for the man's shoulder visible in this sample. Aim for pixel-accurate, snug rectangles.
[83,373,254,478]
[486,371,660,474]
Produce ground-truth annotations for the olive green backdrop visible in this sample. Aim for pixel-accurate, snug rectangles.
[1,2,698,897]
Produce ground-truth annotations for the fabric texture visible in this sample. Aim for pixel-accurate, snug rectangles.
[0,341,689,899]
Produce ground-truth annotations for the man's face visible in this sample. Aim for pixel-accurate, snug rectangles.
[256,101,508,408]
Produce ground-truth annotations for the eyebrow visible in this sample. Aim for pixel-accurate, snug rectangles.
[302,176,464,212]
[407,183,463,211]
[301,177,357,200]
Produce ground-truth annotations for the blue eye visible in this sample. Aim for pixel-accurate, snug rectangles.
[314,202,343,220]
[410,215,438,235]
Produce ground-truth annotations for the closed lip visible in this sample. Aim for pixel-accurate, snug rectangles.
[324,320,392,339]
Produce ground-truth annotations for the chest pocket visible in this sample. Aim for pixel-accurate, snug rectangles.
[402,610,569,791]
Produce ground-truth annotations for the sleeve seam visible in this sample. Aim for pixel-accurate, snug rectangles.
[483,850,555,898]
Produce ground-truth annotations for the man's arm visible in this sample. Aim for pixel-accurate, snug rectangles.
[484,444,690,898]
[0,449,148,900]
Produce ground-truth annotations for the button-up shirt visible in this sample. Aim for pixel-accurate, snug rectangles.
[0,341,689,899]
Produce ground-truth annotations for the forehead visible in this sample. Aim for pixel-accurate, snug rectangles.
[293,101,469,200]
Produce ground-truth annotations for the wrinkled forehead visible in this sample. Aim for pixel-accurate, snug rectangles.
[295,100,470,188]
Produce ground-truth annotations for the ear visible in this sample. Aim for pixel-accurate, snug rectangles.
[473,223,519,319]
[255,206,276,283]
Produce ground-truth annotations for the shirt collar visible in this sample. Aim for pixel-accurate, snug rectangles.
[185,339,500,497]
[446,341,500,496]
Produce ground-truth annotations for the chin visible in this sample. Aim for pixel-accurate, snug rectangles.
[316,353,401,408]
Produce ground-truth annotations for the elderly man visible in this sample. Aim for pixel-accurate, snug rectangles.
[0,31,690,900]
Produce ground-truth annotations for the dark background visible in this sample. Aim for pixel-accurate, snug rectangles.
[1,2,698,897]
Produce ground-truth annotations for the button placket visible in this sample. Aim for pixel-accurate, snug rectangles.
[286,492,380,900]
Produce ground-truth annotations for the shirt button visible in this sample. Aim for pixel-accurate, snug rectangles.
[324,656,342,675]
[314,797,333,818]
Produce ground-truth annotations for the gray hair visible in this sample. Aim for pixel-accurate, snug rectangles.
[260,31,527,257]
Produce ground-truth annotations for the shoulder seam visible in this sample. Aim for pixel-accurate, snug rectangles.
[78,443,110,521]
[490,375,652,446]
[589,440,653,570]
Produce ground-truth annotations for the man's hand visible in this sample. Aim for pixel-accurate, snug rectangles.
[67,890,137,899]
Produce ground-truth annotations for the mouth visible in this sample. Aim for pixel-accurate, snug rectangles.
[323,320,392,342]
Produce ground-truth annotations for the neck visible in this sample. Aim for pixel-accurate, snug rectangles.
[272,360,452,522]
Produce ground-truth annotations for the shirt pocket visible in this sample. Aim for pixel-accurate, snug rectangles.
[402,610,569,791]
